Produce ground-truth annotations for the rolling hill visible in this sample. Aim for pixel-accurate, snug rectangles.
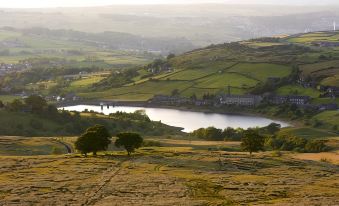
[82,31,339,101]
[0,27,194,65]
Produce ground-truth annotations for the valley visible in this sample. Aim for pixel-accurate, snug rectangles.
[0,2,339,205]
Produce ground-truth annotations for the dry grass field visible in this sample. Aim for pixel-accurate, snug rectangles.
[0,137,338,206]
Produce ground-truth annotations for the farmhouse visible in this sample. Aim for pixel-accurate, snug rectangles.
[219,94,263,106]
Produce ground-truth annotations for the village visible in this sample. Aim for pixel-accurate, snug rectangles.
[149,81,339,112]
[0,62,31,77]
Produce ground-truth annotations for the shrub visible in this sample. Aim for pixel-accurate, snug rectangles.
[305,140,328,153]
[143,140,162,147]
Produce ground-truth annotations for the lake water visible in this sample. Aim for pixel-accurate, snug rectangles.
[61,105,289,132]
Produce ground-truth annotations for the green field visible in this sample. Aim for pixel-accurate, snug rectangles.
[279,127,338,139]
[67,76,106,92]
[321,74,339,87]
[300,60,339,76]
[287,32,339,44]
[164,68,218,81]
[311,98,339,105]
[312,111,339,128]
[195,72,258,89]
[276,85,321,98]
[228,63,292,81]
[81,80,195,100]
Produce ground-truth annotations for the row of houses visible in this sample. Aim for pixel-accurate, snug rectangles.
[149,93,337,111]
[149,95,191,105]
[267,95,311,105]
[150,94,314,107]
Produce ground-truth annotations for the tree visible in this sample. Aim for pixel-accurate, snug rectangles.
[223,127,237,140]
[24,95,47,113]
[75,132,96,157]
[204,127,223,141]
[241,129,265,155]
[115,132,143,156]
[0,100,4,108]
[75,125,111,156]
[262,123,281,135]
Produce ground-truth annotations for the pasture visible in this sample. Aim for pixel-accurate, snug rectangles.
[228,63,292,82]
[276,85,321,98]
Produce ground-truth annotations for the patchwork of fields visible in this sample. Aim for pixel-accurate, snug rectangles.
[83,62,293,101]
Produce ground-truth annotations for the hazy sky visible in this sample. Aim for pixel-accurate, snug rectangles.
[0,0,338,8]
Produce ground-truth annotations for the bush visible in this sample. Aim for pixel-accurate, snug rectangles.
[305,140,328,153]
[190,127,224,141]
[143,140,162,147]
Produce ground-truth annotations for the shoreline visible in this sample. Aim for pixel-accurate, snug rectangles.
[56,100,295,128]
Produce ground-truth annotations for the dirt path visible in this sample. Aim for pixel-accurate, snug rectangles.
[83,159,126,206]
[52,139,74,154]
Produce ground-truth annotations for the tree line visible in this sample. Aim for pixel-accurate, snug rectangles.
[190,123,328,153]
[0,95,181,137]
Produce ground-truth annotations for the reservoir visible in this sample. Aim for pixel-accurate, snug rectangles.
[62,105,289,132]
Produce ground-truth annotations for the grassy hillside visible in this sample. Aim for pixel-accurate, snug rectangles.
[80,31,339,101]
[0,28,159,65]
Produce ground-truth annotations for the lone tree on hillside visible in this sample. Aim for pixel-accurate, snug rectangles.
[115,132,143,156]
[241,129,265,155]
[75,125,111,156]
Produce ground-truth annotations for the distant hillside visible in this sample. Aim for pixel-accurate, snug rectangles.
[1,5,339,46]
[0,27,195,56]
[85,31,339,103]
